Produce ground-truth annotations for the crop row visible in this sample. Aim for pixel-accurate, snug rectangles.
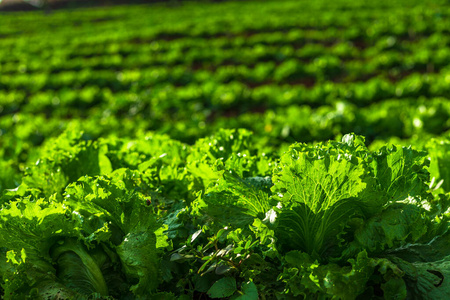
[1,36,449,77]
[2,60,449,101]
[1,70,450,118]
[1,96,449,171]
[1,1,448,61]
[2,24,449,64]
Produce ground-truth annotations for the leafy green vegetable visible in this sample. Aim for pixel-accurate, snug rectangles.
[272,136,374,257]
[0,168,161,299]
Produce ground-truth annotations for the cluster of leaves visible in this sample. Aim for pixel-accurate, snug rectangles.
[1,0,450,176]
[1,128,449,299]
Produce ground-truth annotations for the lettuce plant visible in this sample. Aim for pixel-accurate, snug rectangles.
[196,133,449,299]
[0,169,161,299]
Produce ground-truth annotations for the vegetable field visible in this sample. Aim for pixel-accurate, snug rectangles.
[0,0,449,299]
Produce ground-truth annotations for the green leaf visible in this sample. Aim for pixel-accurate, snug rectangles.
[281,250,405,299]
[187,128,258,187]
[427,137,450,193]
[22,129,104,197]
[347,203,429,255]
[194,273,219,293]
[201,171,271,227]
[380,230,450,299]
[381,277,407,300]
[51,239,109,296]
[233,281,258,300]
[389,256,450,299]
[370,145,430,202]
[117,227,159,295]
[155,225,171,250]
[207,277,237,298]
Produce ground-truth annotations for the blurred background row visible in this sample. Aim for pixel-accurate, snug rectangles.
[0,0,449,189]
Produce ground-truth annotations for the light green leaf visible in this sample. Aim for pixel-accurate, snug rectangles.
[202,171,271,227]
[370,145,430,202]
[427,138,450,193]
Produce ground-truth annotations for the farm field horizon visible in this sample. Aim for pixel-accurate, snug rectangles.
[0,0,449,299]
